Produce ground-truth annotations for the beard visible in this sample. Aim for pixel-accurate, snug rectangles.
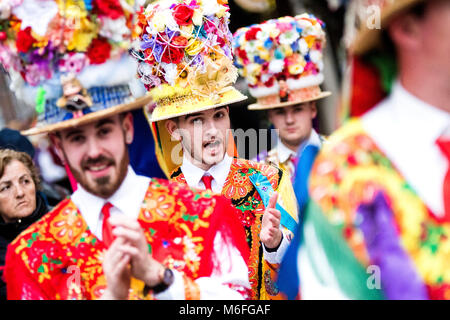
[68,150,129,199]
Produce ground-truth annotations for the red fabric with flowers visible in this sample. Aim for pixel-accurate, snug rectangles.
[4,178,248,300]
[171,157,286,300]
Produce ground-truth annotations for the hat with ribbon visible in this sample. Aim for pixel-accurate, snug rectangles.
[130,0,247,123]
[0,0,152,136]
[232,13,331,110]
[130,0,245,177]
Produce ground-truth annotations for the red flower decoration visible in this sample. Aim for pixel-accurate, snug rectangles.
[172,35,188,48]
[16,27,36,53]
[161,45,184,64]
[93,0,124,19]
[172,4,194,26]
[87,37,112,65]
[245,27,260,41]
[240,210,256,227]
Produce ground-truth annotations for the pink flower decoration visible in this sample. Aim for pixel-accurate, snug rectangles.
[58,53,87,73]
[277,22,292,33]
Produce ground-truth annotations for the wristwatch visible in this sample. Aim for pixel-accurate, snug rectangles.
[144,267,174,295]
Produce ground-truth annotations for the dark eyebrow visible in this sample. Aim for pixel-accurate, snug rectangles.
[95,118,115,128]
[183,112,203,121]
[63,118,115,140]
[19,173,31,180]
[183,107,227,121]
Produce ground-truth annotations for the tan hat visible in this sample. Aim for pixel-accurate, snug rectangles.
[352,0,425,55]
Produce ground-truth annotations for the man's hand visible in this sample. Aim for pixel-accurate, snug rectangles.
[260,192,283,249]
[110,215,165,287]
[101,237,131,300]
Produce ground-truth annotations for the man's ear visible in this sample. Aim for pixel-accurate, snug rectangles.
[310,102,318,119]
[165,119,182,141]
[49,133,66,165]
[388,13,423,51]
[122,112,134,145]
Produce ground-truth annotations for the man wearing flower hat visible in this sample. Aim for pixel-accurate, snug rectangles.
[290,0,450,299]
[132,0,299,300]
[233,14,331,182]
[2,0,250,300]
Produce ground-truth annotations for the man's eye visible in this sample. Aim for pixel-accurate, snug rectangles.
[192,118,203,125]
[99,128,111,136]
[214,112,224,119]
[70,135,84,143]
[0,185,10,192]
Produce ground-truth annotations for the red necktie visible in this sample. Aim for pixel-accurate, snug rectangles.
[101,202,115,248]
[436,137,450,220]
[201,174,214,191]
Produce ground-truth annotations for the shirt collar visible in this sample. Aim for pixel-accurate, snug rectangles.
[71,165,150,233]
[277,138,297,163]
[390,81,450,141]
[180,153,233,191]
[277,129,322,163]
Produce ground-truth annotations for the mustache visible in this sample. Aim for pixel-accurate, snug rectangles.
[81,155,115,169]
[203,138,223,148]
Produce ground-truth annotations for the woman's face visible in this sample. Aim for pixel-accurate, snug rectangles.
[0,159,36,223]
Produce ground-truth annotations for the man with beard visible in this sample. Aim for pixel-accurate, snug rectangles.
[135,0,299,300]
[2,0,250,300]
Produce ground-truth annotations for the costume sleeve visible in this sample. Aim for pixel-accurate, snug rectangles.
[5,244,50,300]
[262,229,291,264]
[154,231,250,300]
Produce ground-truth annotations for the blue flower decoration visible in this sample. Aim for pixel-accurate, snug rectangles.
[274,48,284,60]
[264,38,273,50]
[254,56,266,64]
[194,25,207,39]
[83,0,92,10]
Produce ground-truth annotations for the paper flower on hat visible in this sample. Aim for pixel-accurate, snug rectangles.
[233,14,331,109]
[131,0,246,121]
[0,0,147,134]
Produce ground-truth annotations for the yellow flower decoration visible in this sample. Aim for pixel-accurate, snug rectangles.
[67,17,97,52]
[186,38,204,56]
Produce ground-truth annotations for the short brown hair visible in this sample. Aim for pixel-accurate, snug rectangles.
[0,149,41,190]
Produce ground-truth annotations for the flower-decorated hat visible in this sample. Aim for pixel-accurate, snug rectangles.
[131,0,247,122]
[130,0,243,177]
[233,14,331,110]
[0,0,152,136]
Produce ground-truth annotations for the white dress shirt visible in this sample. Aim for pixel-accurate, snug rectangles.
[362,81,450,217]
[180,153,233,194]
[71,165,249,299]
[180,154,290,264]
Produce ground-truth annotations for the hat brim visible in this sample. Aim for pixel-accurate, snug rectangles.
[149,87,248,122]
[352,0,424,56]
[21,95,153,136]
[248,91,331,110]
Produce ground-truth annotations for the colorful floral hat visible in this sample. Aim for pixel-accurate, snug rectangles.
[130,0,247,122]
[0,0,152,136]
[233,14,331,110]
